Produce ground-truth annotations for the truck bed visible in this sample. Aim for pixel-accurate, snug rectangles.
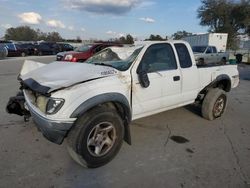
[197,64,239,91]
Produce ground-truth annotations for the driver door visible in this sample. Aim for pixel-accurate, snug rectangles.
[132,43,181,119]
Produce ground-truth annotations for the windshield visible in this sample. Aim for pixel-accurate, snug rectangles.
[86,46,143,71]
[5,43,16,50]
[192,46,207,53]
[74,44,93,52]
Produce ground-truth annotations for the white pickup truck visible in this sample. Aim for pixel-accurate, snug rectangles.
[7,41,239,168]
[192,45,229,65]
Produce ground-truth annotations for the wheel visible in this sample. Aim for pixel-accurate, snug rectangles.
[235,54,243,64]
[198,58,205,65]
[67,105,124,168]
[21,52,26,57]
[221,57,227,64]
[202,88,227,120]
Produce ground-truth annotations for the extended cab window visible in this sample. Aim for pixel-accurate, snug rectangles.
[174,43,192,68]
[138,43,177,73]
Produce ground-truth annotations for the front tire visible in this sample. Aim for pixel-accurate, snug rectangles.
[67,105,124,168]
[202,88,227,120]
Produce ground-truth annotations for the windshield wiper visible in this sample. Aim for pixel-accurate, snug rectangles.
[93,62,114,68]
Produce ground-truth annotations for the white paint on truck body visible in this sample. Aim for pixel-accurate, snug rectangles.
[19,41,239,123]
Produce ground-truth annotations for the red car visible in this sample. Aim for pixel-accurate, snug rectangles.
[56,43,122,62]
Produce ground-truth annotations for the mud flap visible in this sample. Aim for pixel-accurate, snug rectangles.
[6,91,31,121]
[124,117,131,145]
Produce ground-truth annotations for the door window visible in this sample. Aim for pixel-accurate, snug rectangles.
[206,47,212,54]
[174,43,192,68]
[212,46,217,53]
[138,43,177,73]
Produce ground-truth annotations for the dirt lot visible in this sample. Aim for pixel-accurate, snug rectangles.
[0,57,250,188]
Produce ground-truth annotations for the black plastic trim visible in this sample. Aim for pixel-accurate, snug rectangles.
[70,93,132,145]
[70,93,131,120]
[203,74,231,92]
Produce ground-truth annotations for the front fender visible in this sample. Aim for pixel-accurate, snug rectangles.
[70,92,132,145]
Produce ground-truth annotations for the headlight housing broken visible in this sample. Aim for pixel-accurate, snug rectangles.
[46,98,65,115]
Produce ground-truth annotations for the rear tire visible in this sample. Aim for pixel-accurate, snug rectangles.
[202,88,227,120]
[221,57,227,64]
[67,105,124,168]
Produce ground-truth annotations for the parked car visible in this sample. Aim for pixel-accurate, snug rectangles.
[56,43,122,62]
[0,44,8,59]
[57,43,74,52]
[5,42,27,57]
[7,41,239,168]
[34,42,59,56]
[192,45,229,65]
[19,43,37,55]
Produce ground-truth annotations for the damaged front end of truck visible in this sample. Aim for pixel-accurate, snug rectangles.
[6,59,120,144]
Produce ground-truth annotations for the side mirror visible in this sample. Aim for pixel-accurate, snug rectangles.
[138,71,150,88]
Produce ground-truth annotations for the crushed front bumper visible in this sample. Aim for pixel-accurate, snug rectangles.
[23,91,76,144]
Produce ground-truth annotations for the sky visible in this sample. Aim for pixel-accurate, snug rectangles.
[0,0,208,40]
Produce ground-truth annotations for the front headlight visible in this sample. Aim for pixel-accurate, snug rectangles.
[64,54,73,61]
[36,96,49,113]
[46,98,65,115]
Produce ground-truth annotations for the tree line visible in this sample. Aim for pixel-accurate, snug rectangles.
[2,26,190,44]
[4,26,64,42]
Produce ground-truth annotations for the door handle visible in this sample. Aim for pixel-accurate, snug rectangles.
[173,76,180,81]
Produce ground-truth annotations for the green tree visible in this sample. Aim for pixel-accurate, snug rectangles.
[145,34,165,41]
[172,31,192,40]
[46,32,63,42]
[119,36,126,44]
[4,26,64,42]
[126,34,134,44]
[197,0,250,49]
[36,29,47,41]
[118,34,134,44]
[5,26,38,41]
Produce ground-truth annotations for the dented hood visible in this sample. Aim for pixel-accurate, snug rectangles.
[20,60,118,94]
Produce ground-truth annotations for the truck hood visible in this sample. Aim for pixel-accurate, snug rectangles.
[20,60,119,94]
